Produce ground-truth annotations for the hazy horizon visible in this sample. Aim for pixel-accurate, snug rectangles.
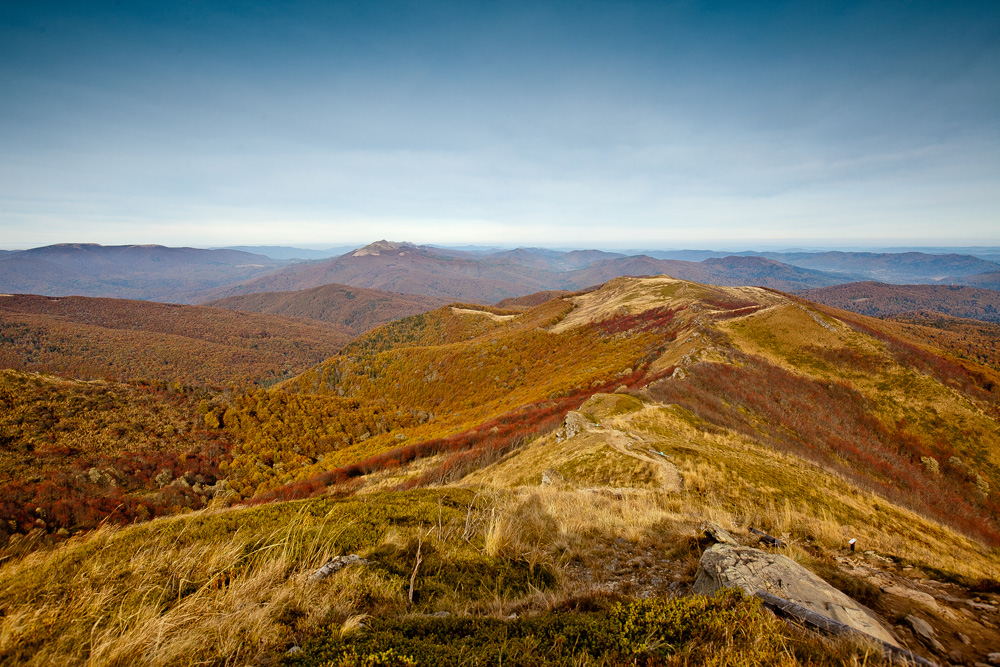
[4,239,1000,256]
[2,1,998,248]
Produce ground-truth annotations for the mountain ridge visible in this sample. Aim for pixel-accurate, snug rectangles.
[2,273,1000,665]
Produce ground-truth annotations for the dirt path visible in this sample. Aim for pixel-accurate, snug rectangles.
[450,307,516,322]
[595,427,683,492]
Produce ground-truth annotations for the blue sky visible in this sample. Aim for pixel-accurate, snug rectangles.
[1,1,998,249]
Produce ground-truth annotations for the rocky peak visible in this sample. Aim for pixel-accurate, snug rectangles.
[351,240,418,257]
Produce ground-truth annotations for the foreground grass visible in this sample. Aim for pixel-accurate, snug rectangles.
[285,589,887,667]
[0,489,551,666]
[0,480,900,667]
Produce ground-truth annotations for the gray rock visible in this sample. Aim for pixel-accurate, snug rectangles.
[906,614,936,640]
[693,543,899,647]
[958,632,971,645]
[308,554,368,583]
[563,411,594,439]
[701,521,738,545]
[967,600,998,612]
[907,615,945,653]
[540,468,564,487]
[988,652,1000,665]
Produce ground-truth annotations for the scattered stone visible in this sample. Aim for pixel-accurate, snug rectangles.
[286,646,302,655]
[693,543,899,646]
[967,600,998,612]
[906,614,936,639]
[949,650,965,664]
[540,468,564,487]
[748,526,783,547]
[958,632,971,645]
[308,554,368,583]
[906,615,945,653]
[883,585,941,610]
[701,521,738,545]
[988,653,1000,666]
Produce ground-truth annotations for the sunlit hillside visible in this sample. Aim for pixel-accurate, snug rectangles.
[2,275,1000,666]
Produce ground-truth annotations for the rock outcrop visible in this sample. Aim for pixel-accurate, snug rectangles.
[693,543,899,647]
[307,554,368,583]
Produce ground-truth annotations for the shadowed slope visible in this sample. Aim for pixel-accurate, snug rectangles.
[203,283,448,333]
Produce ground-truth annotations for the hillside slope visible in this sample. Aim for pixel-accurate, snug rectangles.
[0,294,353,385]
[221,276,1000,551]
[204,283,448,333]
[0,369,234,548]
[800,281,1000,322]
[560,255,843,292]
[958,270,1000,291]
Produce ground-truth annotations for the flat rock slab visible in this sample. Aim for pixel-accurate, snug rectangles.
[693,543,899,647]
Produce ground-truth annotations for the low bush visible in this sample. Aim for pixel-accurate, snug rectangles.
[285,589,886,667]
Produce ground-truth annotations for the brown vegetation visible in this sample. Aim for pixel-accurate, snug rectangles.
[203,283,448,333]
[800,281,1000,322]
[0,369,234,550]
[0,294,351,386]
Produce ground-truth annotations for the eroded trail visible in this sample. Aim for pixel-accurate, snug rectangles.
[595,426,683,492]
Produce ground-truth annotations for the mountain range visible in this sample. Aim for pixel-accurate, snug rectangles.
[0,243,287,302]
[4,241,999,305]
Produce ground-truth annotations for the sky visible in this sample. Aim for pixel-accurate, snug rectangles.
[1,0,998,250]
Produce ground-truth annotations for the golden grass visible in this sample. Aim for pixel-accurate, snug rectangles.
[722,302,1000,470]
[0,507,369,666]
[466,402,1000,582]
[0,487,566,665]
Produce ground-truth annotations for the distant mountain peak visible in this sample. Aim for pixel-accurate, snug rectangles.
[352,240,417,257]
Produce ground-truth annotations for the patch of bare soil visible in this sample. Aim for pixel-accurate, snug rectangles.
[562,535,698,599]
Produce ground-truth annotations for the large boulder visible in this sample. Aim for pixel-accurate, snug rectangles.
[693,543,899,647]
